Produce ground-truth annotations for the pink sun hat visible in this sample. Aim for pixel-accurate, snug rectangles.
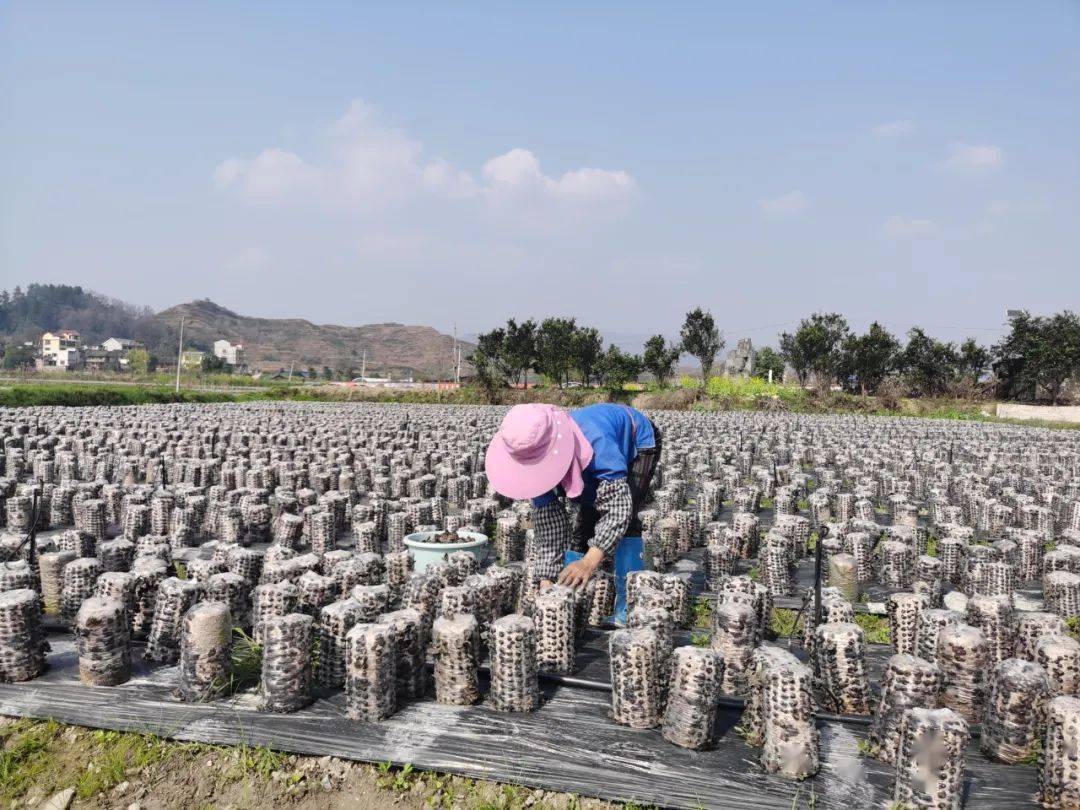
[485,404,594,500]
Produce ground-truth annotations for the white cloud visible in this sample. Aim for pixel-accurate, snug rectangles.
[883,215,937,240]
[940,142,1003,174]
[480,148,635,203]
[758,190,808,217]
[872,120,916,137]
[213,149,324,201]
[213,99,636,219]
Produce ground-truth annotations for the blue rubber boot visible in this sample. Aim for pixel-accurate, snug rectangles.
[613,536,644,625]
[565,536,644,625]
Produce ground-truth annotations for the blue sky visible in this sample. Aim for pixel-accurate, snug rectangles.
[2,2,1078,347]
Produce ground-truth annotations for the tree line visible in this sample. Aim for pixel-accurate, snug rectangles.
[776,311,1080,403]
[776,313,990,398]
[472,308,1080,404]
[4,284,1077,403]
[469,308,725,394]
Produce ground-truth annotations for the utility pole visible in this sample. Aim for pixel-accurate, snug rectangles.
[361,348,367,380]
[287,360,294,381]
[453,324,462,385]
[174,317,185,393]
[452,325,459,385]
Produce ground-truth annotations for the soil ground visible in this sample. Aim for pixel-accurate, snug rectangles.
[0,717,630,810]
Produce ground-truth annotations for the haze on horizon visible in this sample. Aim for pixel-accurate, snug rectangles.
[2,2,1078,347]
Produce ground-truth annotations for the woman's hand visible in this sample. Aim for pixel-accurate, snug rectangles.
[557,547,604,589]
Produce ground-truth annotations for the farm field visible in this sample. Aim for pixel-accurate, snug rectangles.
[1,401,1077,807]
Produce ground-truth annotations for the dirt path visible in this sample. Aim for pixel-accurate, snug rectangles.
[0,718,631,810]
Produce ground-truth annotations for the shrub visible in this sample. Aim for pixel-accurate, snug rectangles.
[705,375,806,406]
[631,388,698,411]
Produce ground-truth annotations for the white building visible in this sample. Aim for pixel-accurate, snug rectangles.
[213,339,245,366]
[40,330,82,370]
[101,337,143,353]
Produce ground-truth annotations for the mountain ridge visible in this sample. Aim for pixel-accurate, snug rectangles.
[0,285,470,378]
[156,299,471,377]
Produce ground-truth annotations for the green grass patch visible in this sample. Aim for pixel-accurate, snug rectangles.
[705,376,808,406]
[770,608,803,638]
[223,741,288,781]
[0,381,607,409]
[75,729,173,799]
[376,761,419,793]
[0,383,256,407]
[1067,616,1080,641]
[855,613,891,645]
[692,596,713,629]
[856,739,880,758]
[770,607,888,643]
[1020,739,1042,767]
[209,627,262,696]
[925,536,938,557]
[0,719,62,802]
[690,631,711,647]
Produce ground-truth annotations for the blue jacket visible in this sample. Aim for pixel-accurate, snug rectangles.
[532,403,655,508]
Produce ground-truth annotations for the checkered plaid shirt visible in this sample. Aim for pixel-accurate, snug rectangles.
[530,478,634,580]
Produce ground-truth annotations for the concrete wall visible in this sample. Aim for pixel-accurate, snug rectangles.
[996,403,1080,424]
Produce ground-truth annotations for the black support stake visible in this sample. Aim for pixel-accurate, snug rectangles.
[813,523,824,631]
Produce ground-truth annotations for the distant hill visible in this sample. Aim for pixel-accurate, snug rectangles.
[0,285,471,378]
[154,299,470,378]
[0,284,152,345]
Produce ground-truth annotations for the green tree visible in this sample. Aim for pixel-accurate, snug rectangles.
[779,313,850,388]
[597,345,642,396]
[201,353,230,374]
[534,317,577,387]
[0,283,149,347]
[679,308,723,386]
[127,348,150,375]
[1,343,35,370]
[503,318,537,388]
[306,366,317,379]
[642,335,681,387]
[993,311,1041,401]
[321,366,333,380]
[571,326,604,386]
[899,327,958,396]
[839,322,899,394]
[751,346,785,383]
[1033,312,1080,404]
[468,328,510,396]
[957,338,991,383]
